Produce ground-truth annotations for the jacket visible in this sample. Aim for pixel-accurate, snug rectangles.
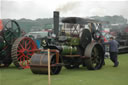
[104,40,119,52]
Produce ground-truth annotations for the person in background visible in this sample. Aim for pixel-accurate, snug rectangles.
[104,37,119,67]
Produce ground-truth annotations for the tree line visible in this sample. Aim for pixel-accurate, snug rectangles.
[2,15,127,33]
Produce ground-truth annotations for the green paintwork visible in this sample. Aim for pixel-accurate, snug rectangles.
[61,45,77,55]
[70,37,80,46]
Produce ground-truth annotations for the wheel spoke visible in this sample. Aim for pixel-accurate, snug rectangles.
[27,45,31,50]
[11,32,18,38]
[22,57,25,65]
[21,60,24,65]
[23,54,31,64]
[17,50,23,53]
[8,29,13,33]
[27,53,33,56]
[26,57,30,64]
[17,53,20,56]
[23,55,28,65]
[5,32,11,39]
[26,41,32,47]
[24,60,28,66]
[12,28,18,33]
[25,41,27,49]
[7,29,17,38]
[94,47,98,56]
[94,58,98,64]
[28,50,34,52]
[20,43,24,49]
[91,58,96,64]
[19,55,24,64]
[5,25,9,30]
[17,55,23,60]
[18,46,21,50]
[25,56,31,59]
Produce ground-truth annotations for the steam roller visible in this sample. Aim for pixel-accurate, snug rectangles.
[29,12,105,75]
[30,50,62,75]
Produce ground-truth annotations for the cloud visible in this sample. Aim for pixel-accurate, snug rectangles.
[1,0,128,19]
[0,0,1,18]
[59,1,128,19]
[1,0,53,19]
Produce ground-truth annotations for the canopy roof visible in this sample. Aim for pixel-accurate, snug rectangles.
[62,17,101,24]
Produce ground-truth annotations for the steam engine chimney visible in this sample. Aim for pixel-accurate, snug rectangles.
[53,11,59,36]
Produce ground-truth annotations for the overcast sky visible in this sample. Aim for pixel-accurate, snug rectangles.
[0,0,128,20]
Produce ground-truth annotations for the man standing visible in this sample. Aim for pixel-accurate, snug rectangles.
[105,37,119,67]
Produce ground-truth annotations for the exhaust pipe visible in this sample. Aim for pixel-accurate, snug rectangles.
[53,11,59,37]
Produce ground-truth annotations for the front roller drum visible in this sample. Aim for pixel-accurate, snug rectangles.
[30,53,62,75]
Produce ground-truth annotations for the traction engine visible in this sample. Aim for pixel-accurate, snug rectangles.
[0,20,37,69]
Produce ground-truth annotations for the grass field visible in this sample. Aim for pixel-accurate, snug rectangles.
[0,54,128,85]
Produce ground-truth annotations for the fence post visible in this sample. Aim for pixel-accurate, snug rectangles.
[48,49,51,85]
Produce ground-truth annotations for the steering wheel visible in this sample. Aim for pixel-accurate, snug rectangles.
[3,20,21,45]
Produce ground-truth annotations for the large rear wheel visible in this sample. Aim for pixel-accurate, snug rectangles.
[3,20,21,45]
[84,42,104,70]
